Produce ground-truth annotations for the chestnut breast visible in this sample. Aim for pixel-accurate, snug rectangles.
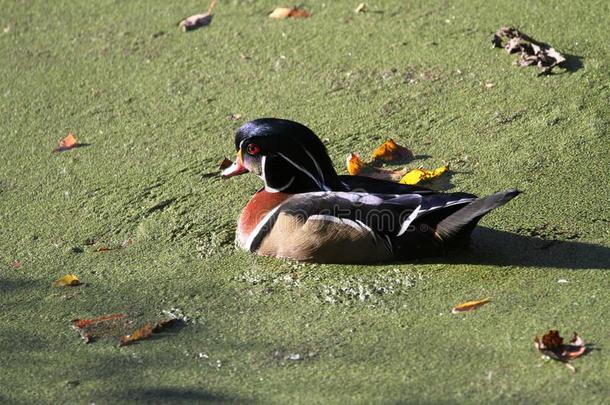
[237,190,292,248]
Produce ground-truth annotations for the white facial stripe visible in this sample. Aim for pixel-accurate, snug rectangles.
[397,205,422,237]
[262,155,296,193]
[277,152,330,191]
[265,176,295,193]
[302,147,325,182]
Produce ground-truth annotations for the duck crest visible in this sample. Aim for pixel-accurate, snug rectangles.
[237,190,292,248]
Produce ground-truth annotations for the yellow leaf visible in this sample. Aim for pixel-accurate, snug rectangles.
[399,165,448,185]
[451,297,491,313]
[53,274,81,287]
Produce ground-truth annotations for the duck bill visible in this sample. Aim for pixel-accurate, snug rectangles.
[221,150,249,178]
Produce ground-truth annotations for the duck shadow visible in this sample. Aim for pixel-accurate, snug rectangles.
[427,227,610,270]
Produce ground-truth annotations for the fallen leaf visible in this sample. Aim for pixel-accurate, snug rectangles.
[179,0,216,32]
[71,314,129,343]
[346,153,406,181]
[219,157,233,171]
[53,133,80,153]
[451,297,491,313]
[534,330,587,372]
[399,165,449,185]
[53,274,81,287]
[269,7,311,19]
[228,113,242,120]
[355,3,368,13]
[118,323,154,346]
[71,312,185,344]
[371,139,414,163]
[346,153,365,175]
[492,27,566,75]
[72,314,127,330]
[119,314,184,346]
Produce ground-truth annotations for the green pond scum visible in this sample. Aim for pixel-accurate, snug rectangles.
[1,0,609,403]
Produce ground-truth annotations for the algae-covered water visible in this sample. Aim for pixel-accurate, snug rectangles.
[1,0,609,403]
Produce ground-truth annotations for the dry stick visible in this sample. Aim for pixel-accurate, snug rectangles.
[207,0,217,15]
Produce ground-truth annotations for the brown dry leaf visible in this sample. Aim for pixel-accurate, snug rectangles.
[53,133,80,153]
[451,297,491,313]
[269,7,311,19]
[371,139,414,163]
[119,315,183,346]
[346,153,406,182]
[492,27,566,75]
[71,314,128,343]
[53,274,82,287]
[219,158,233,171]
[118,323,154,346]
[534,330,587,372]
[179,0,216,32]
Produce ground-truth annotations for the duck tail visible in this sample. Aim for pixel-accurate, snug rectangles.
[435,189,520,242]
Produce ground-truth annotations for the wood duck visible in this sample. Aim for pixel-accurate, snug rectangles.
[222,118,519,263]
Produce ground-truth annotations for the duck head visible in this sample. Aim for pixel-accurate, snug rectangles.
[221,118,342,193]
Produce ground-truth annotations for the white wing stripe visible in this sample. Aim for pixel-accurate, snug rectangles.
[397,205,422,237]
[245,205,281,252]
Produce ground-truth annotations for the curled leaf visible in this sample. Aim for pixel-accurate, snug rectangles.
[399,165,448,185]
[269,7,311,19]
[534,330,587,372]
[53,133,80,153]
[179,0,216,31]
[219,158,233,171]
[53,274,81,287]
[371,139,414,163]
[451,297,491,313]
[346,153,366,175]
[119,323,154,346]
[491,27,566,75]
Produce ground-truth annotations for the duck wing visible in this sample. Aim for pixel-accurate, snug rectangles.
[338,174,437,194]
[245,191,481,263]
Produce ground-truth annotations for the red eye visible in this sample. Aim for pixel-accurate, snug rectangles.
[247,143,261,155]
